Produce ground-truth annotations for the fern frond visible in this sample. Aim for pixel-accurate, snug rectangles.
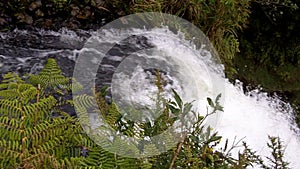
[59,157,85,169]
[71,78,84,94]
[0,117,23,141]
[33,136,65,154]
[0,89,19,100]
[0,140,22,155]
[0,140,22,168]
[0,59,96,168]
[74,94,97,109]
[0,72,24,84]
[0,85,37,104]
[0,72,37,104]
[0,99,22,117]
[22,152,60,169]
[29,118,73,146]
[28,58,73,96]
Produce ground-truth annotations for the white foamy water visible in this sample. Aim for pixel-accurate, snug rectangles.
[219,81,300,168]
[2,27,299,167]
[94,27,300,168]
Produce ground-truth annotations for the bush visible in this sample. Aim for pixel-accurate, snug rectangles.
[0,58,290,168]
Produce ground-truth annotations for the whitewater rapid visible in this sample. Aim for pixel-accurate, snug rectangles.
[1,27,299,168]
[88,27,300,168]
[219,81,300,168]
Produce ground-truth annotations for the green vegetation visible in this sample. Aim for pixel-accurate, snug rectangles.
[1,0,300,167]
[0,58,291,168]
[0,59,150,168]
[2,1,300,127]
[1,1,300,121]
[106,0,250,68]
[105,0,300,127]
[0,63,82,168]
[232,0,300,126]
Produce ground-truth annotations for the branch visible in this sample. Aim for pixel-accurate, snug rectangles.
[169,132,187,169]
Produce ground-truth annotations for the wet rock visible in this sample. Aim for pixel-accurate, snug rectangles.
[16,13,33,25]
[45,3,56,16]
[92,0,109,11]
[92,0,105,7]
[44,19,53,28]
[76,6,92,19]
[70,4,80,17]
[35,9,44,17]
[0,30,86,50]
[0,17,7,25]
[29,0,42,11]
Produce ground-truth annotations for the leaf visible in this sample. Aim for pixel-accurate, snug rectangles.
[207,97,214,107]
[183,102,193,115]
[169,101,177,107]
[215,93,222,104]
[100,86,109,97]
[205,127,211,140]
[172,89,182,108]
[167,103,180,116]
[215,105,224,112]
[207,154,214,163]
[224,139,228,151]
[209,135,222,143]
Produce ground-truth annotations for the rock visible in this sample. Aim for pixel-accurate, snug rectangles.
[76,6,92,20]
[45,3,55,16]
[70,4,80,17]
[35,9,44,17]
[44,19,53,28]
[29,0,42,11]
[16,13,33,25]
[92,0,109,12]
[0,18,7,25]
[92,0,105,6]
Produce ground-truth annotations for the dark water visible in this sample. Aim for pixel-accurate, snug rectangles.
[0,29,91,117]
[0,29,90,79]
[0,28,155,104]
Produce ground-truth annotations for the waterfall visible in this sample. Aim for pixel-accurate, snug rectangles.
[1,27,299,168]
[219,80,300,168]
[81,27,300,168]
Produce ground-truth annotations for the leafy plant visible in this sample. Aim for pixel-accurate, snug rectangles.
[263,136,290,169]
[106,0,251,66]
[0,71,83,168]
[0,58,291,168]
[234,0,300,127]
[0,59,145,168]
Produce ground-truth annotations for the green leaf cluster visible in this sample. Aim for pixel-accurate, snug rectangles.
[0,58,292,168]
[0,59,146,168]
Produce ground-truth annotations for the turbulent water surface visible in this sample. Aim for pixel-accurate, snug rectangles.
[1,28,300,168]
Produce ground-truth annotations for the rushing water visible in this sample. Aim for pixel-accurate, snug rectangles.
[1,28,300,168]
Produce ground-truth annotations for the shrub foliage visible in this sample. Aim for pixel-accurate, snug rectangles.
[0,58,291,168]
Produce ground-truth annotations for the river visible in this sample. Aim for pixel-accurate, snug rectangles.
[1,28,299,168]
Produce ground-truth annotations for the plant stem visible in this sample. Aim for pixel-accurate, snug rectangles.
[169,132,187,169]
